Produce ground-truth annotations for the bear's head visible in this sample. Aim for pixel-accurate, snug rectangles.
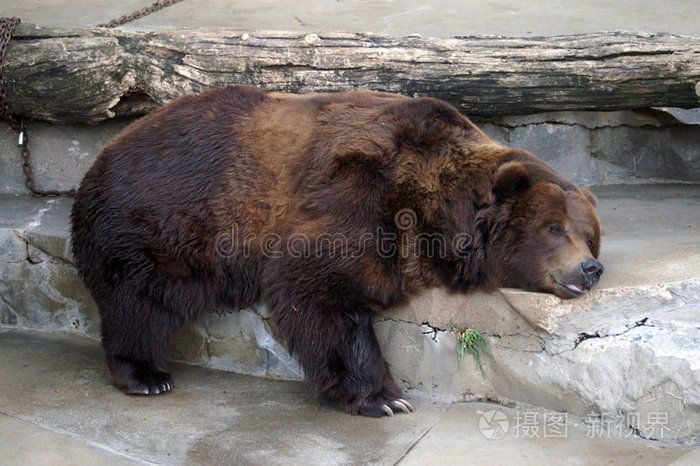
[491,162,603,299]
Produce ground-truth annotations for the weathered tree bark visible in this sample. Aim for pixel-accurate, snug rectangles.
[5,24,700,124]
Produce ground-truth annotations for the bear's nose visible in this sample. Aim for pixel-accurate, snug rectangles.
[580,258,604,286]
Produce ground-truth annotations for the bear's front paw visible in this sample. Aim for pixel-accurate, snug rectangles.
[108,358,174,395]
[124,369,174,396]
[353,397,416,418]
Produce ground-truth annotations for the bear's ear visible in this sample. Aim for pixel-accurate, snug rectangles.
[494,161,531,200]
[393,97,466,128]
[579,186,598,207]
[388,97,469,148]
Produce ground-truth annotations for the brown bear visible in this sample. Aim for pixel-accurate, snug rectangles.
[71,85,603,417]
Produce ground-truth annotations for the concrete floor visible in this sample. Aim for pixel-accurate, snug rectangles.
[593,184,700,288]
[1,329,696,465]
[2,0,698,37]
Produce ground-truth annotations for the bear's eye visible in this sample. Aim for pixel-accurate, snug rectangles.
[586,238,595,249]
[548,224,565,236]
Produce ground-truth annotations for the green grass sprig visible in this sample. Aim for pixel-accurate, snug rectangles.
[449,323,489,378]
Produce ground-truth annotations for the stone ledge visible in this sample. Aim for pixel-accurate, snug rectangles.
[1,185,698,444]
[375,279,699,445]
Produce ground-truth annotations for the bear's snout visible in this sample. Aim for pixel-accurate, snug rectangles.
[547,257,604,298]
[580,258,604,288]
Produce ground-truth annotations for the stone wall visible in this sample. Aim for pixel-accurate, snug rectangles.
[476,108,700,185]
[2,108,699,194]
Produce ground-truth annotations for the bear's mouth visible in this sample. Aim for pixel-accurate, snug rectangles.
[563,283,589,295]
[550,275,589,297]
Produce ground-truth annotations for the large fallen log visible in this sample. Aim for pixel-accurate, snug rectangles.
[5,24,700,124]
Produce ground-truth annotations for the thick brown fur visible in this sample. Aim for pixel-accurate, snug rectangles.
[71,85,602,416]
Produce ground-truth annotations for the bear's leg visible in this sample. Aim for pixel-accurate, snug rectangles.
[321,311,415,417]
[99,291,181,395]
[269,289,414,417]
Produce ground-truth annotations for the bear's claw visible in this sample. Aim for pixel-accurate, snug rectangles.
[392,398,415,414]
[144,375,173,395]
[378,399,416,416]
[376,398,417,417]
[354,396,416,417]
[381,404,394,416]
[127,379,172,396]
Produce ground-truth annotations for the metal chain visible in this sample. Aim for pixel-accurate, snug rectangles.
[0,17,75,197]
[1,1,187,197]
[98,0,186,28]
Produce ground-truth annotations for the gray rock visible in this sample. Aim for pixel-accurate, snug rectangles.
[0,246,100,337]
[377,280,700,445]
[171,307,304,380]
[652,107,700,125]
[473,110,700,185]
[591,125,700,182]
[0,229,26,263]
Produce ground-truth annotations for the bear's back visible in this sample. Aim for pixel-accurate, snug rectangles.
[71,86,272,299]
[70,86,414,292]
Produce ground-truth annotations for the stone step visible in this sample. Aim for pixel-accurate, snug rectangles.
[0,184,699,445]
